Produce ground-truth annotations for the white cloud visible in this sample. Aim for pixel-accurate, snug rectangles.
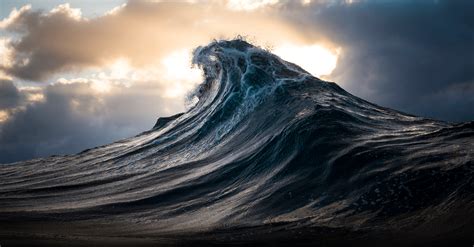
[49,3,83,20]
[226,0,279,10]
[104,3,127,16]
[0,4,32,29]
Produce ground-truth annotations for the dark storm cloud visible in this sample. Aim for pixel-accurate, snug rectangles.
[0,79,20,109]
[278,0,474,122]
[0,81,183,164]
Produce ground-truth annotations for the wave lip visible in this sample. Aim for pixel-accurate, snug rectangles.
[0,39,473,243]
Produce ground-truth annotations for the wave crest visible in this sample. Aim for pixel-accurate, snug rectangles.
[1,39,473,242]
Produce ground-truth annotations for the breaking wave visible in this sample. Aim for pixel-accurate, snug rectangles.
[1,39,473,244]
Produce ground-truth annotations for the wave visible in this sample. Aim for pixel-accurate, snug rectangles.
[1,39,473,245]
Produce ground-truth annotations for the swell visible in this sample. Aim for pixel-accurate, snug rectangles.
[0,39,473,241]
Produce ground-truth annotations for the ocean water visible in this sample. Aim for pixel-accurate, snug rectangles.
[1,39,473,246]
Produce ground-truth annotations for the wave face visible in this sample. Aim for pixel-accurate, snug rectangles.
[1,39,473,243]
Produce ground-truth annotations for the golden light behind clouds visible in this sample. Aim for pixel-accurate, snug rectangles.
[0,110,8,122]
[274,44,340,77]
[1,1,316,81]
[0,0,342,129]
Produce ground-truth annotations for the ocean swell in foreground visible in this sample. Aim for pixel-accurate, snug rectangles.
[1,39,473,245]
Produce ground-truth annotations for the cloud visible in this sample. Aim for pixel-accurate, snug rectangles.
[0,79,20,110]
[276,0,474,121]
[0,4,32,29]
[0,79,183,163]
[227,0,279,10]
[0,0,303,81]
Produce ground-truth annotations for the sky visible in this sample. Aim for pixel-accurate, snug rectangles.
[0,0,473,163]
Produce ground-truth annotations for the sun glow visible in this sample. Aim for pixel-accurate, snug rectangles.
[109,58,131,79]
[274,44,339,77]
[161,49,202,98]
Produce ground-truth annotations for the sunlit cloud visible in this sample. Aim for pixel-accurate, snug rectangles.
[104,3,127,16]
[49,3,83,20]
[0,1,305,81]
[0,110,8,122]
[56,77,112,94]
[0,4,32,29]
[25,91,45,102]
[227,0,279,11]
[56,50,203,98]
[0,38,14,79]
